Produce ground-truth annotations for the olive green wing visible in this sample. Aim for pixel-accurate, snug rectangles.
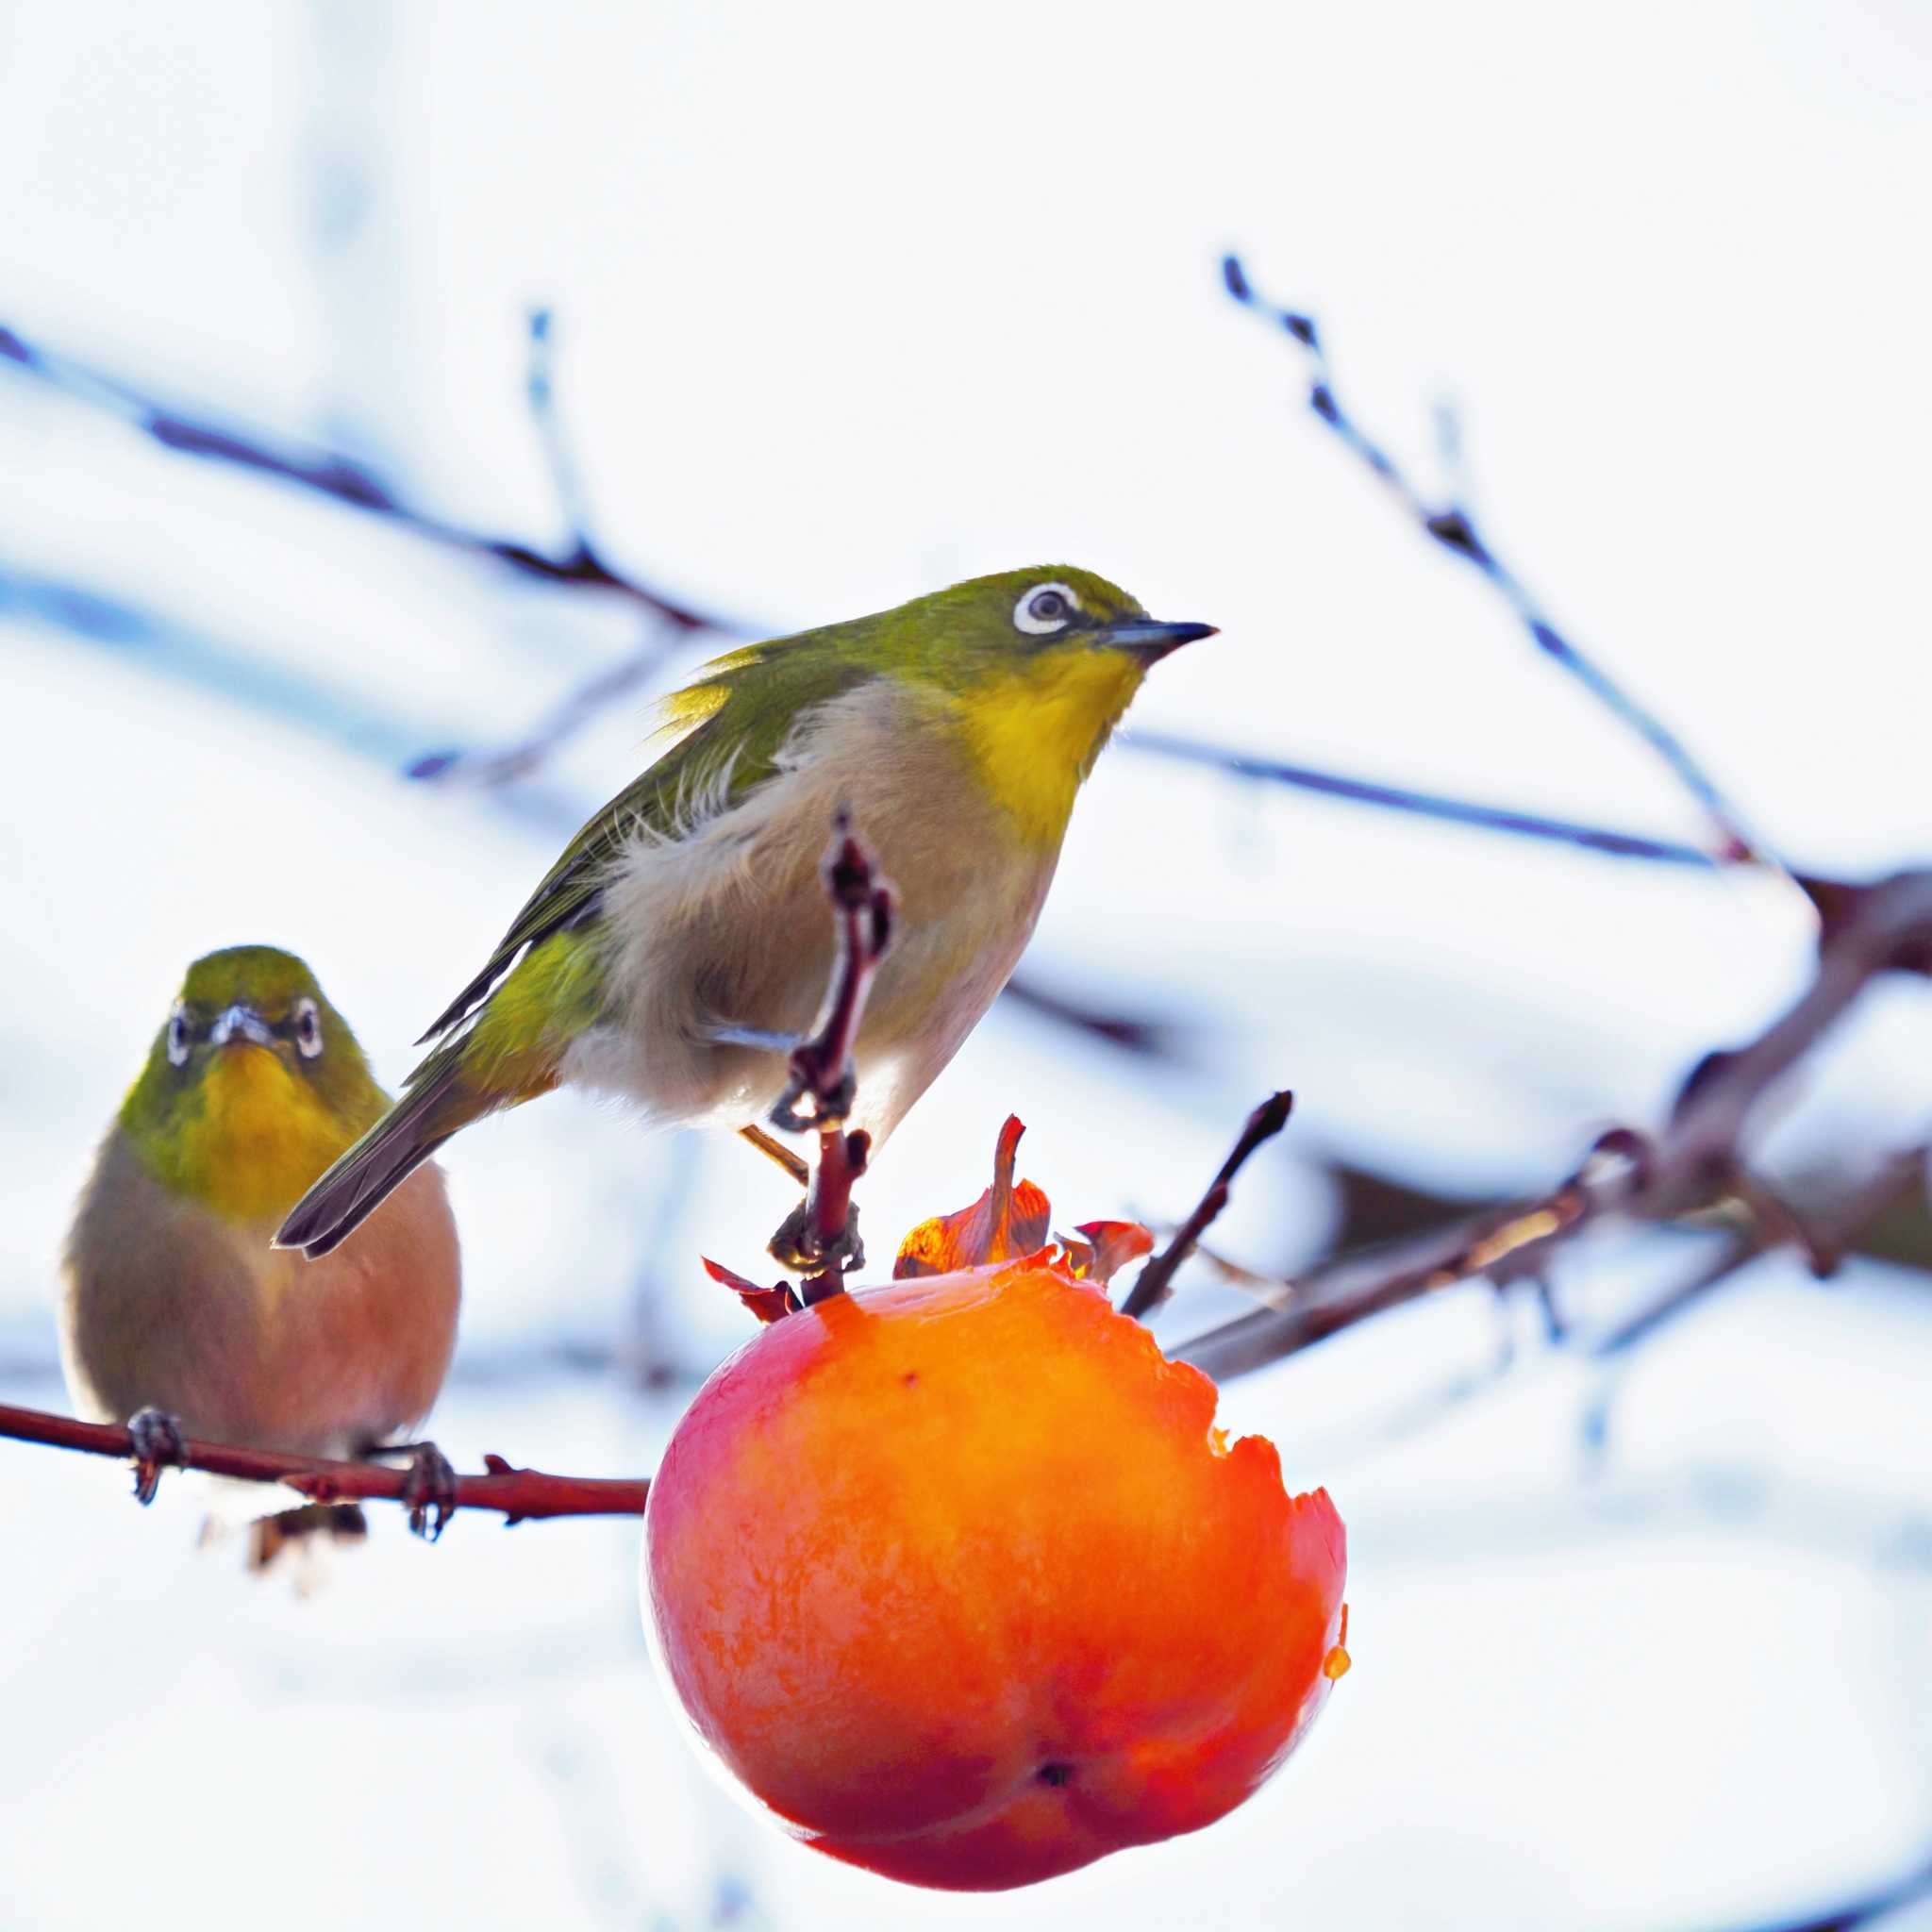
[415,631,879,1044]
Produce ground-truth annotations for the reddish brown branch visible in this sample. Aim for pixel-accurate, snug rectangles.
[791,1127,872,1306]
[1181,871,1932,1379]
[759,814,897,1301]
[771,816,897,1133]
[0,1403,649,1526]
[1119,1090,1294,1319]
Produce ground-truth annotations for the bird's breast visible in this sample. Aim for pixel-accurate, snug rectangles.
[167,1048,356,1224]
[585,680,1059,1135]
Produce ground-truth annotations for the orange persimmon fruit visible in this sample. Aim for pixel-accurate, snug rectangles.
[641,1250,1347,1890]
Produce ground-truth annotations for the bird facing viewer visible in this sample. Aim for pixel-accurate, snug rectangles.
[64,947,461,1469]
[278,566,1213,1259]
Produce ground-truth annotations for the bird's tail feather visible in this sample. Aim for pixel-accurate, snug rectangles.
[276,1055,481,1258]
[282,933,594,1257]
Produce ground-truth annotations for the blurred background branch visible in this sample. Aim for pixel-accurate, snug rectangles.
[1218,254,1784,879]
[3,308,1817,889]
[1181,869,1932,1376]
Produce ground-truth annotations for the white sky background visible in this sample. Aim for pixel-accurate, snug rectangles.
[1,4,1931,1928]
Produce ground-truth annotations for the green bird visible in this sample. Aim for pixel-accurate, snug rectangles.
[63,947,461,1478]
[278,567,1213,1258]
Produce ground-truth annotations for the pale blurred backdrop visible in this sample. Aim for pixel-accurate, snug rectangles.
[2,4,1930,1928]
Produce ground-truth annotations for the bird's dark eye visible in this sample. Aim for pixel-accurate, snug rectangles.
[166,1007,192,1067]
[1013,581,1081,636]
[292,997,324,1060]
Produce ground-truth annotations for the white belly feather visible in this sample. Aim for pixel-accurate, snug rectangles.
[563,681,1058,1145]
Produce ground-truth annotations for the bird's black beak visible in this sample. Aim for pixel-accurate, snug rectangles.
[1101,618,1219,664]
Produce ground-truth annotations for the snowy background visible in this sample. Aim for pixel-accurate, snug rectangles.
[3,3,1931,1927]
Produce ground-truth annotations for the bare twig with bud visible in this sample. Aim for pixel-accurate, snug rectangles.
[760,813,897,1304]
[1219,251,1781,878]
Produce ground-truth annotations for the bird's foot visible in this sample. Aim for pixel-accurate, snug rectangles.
[359,1440,459,1541]
[770,1066,857,1134]
[355,1435,458,1541]
[768,1201,865,1283]
[126,1407,187,1506]
[400,1443,458,1541]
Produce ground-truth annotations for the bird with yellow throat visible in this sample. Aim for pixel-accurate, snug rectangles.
[278,567,1213,1260]
[63,947,461,1557]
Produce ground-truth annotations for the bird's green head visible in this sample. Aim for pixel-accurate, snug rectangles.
[886,566,1213,675]
[118,946,389,1222]
[875,566,1216,846]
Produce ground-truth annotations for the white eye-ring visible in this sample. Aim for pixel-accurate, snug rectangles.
[1013,582,1081,636]
[292,996,324,1059]
[166,1004,192,1067]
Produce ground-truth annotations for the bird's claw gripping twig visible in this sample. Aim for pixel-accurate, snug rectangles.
[126,1407,187,1506]
[768,1198,865,1281]
[359,1439,459,1541]
[399,1443,458,1541]
[770,1068,857,1134]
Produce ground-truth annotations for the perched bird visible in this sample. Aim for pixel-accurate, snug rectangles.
[63,947,461,1538]
[278,566,1213,1259]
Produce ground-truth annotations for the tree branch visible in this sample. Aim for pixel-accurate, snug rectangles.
[1726,1854,1932,1932]
[1589,1141,1929,1361]
[0,1403,649,1526]
[8,307,1809,889]
[1179,870,1932,1379]
[0,313,731,630]
[1221,253,1782,876]
[761,813,897,1303]
[1125,731,1716,867]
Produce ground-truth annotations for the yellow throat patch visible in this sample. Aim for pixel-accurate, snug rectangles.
[951,649,1145,850]
[162,1045,357,1224]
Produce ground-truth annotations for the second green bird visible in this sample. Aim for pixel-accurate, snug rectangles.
[278,565,1213,1257]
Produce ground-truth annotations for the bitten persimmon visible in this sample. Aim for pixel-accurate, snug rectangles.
[641,1252,1347,1890]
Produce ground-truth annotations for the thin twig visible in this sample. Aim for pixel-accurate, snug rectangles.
[0,313,730,795]
[770,816,897,1133]
[1126,731,1715,867]
[762,813,897,1302]
[1591,1141,1930,1359]
[1180,871,1932,1379]
[0,1403,649,1526]
[1221,253,1781,876]
[522,308,603,571]
[1119,1091,1294,1319]
[404,309,710,786]
[0,317,722,629]
[8,311,1851,903]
